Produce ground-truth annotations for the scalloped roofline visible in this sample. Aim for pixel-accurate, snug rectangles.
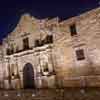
[2,6,100,42]
[59,6,100,25]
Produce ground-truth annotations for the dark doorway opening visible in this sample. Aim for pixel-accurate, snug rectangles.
[23,63,35,89]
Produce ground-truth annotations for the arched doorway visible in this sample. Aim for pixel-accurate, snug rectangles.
[23,63,35,89]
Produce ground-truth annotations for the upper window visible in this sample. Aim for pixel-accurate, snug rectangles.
[34,39,40,47]
[11,44,14,54]
[23,37,29,50]
[70,24,77,36]
[6,48,11,55]
[6,44,14,55]
[34,35,53,48]
[76,49,85,60]
[34,39,45,47]
[45,35,53,44]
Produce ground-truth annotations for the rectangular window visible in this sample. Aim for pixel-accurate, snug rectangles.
[34,40,40,47]
[45,35,53,44]
[76,49,85,60]
[10,44,14,54]
[23,37,29,50]
[70,24,77,36]
[34,39,44,47]
[6,48,11,55]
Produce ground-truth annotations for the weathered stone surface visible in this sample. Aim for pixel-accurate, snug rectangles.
[0,7,100,89]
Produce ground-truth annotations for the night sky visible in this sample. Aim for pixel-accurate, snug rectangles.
[0,0,99,42]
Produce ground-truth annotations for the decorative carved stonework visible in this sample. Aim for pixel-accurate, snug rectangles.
[1,7,100,89]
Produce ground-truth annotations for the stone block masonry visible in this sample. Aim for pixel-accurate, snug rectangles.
[0,7,100,89]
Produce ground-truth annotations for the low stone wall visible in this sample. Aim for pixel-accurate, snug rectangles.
[0,88,100,100]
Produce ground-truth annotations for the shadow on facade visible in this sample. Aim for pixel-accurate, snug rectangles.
[23,63,35,89]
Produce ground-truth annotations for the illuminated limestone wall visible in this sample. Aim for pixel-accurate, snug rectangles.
[53,7,100,87]
[1,14,56,89]
[1,7,100,89]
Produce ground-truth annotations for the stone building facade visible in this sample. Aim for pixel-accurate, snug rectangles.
[0,7,100,89]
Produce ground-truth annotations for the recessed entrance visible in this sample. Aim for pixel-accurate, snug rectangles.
[23,63,35,89]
